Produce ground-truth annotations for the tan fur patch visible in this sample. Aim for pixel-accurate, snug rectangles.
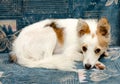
[97,34,110,47]
[78,21,90,37]
[9,53,17,63]
[92,34,95,38]
[97,17,110,37]
[48,22,64,44]
[95,63,105,70]
[96,17,110,47]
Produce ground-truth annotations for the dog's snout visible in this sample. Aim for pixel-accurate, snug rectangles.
[85,64,91,70]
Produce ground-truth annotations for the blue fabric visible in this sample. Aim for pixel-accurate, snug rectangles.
[0,55,79,84]
[0,0,120,53]
[86,47,120,84]
[0,47,120,84]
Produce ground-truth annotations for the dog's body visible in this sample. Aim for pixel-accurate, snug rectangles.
[10,18,110,71]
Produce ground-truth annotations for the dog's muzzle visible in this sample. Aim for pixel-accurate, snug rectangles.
[84,64,92,70]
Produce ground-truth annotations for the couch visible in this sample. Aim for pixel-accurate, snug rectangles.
[0,0,120,84]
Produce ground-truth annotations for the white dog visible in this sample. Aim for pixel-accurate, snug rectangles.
[10,17,110,71]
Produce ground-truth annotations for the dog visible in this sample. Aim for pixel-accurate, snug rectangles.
[9,17,110,71]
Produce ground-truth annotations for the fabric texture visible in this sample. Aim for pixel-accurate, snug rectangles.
[0,47,120,84]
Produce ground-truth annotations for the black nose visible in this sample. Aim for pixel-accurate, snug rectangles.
[85,64,91,70]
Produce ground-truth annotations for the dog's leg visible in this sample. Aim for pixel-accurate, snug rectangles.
[65,51,83,62]
[95,61,106,70]
[73,52,83,62]
[43,49,55,58]
[43,40,57,58]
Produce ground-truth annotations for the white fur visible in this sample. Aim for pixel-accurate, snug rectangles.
[12,18,109,71]
[12,19,83,71]
[79,20,99,68]
[79,19,109,68]
[84,19,97,34]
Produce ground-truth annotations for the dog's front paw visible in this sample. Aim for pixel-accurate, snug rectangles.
[95,61,106,70]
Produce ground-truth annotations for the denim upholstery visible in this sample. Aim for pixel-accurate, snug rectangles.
[0,47,120,84]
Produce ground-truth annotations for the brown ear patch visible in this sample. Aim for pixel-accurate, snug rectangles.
[97,17,111,47]
[97,17,110,37]
[98,26,108,36]
[78,21,90,37]
[97,34,110,48]
[47,22,64,44]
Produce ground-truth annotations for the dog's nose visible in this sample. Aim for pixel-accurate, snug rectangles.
[85,64,91,70]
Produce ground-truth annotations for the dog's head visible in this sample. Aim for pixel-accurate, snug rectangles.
[77,17,111,69]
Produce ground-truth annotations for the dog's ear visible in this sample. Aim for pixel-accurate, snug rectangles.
[77,19,90,37]
[97,17,110,37]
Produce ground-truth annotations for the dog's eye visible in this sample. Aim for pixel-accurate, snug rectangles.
[95,48,101,54]
[82,46,87,52]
